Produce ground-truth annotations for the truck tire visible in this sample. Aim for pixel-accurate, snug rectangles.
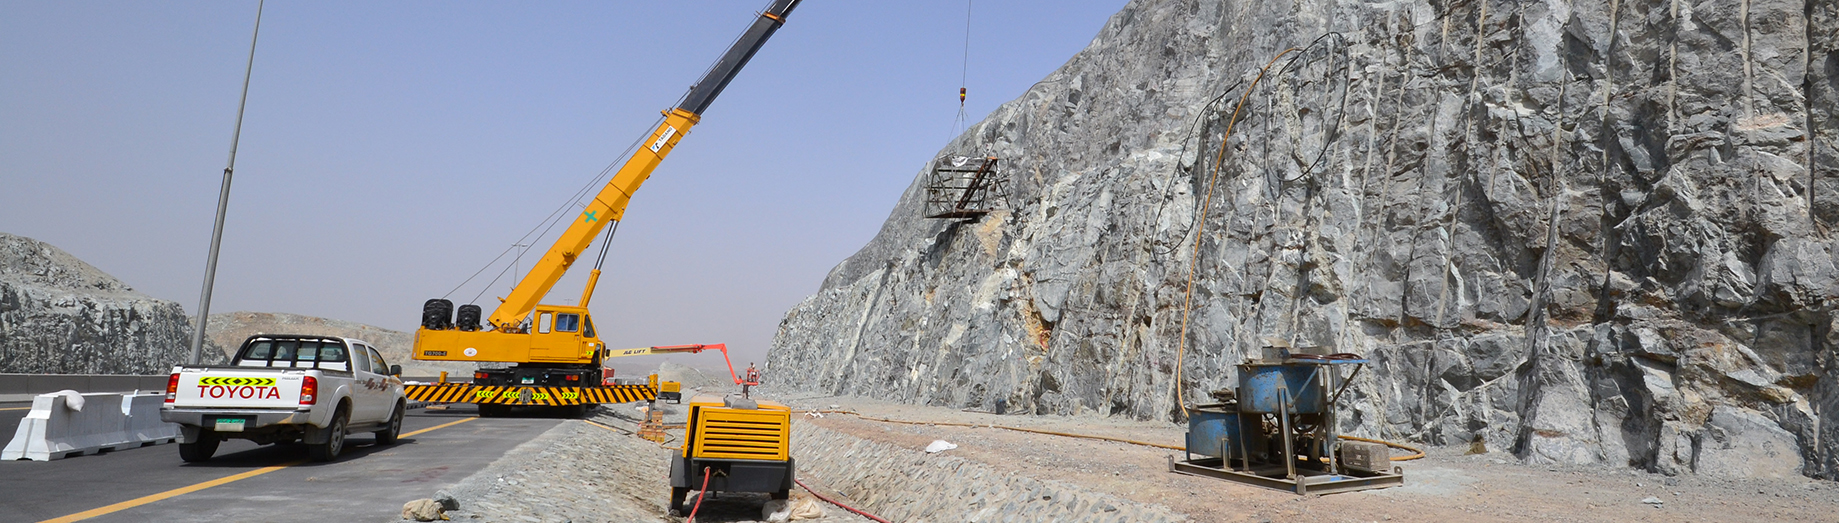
[375,402,405,445]
[179,433,220,463]
[309,406,349,462]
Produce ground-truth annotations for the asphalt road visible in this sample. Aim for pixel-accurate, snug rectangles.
[0,401,566,522]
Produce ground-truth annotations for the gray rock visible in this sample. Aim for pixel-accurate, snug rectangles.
[767,0,1839,482]
[0,232,223,373]
[434,490,460,512]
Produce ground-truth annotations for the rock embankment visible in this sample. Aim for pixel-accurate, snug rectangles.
[769,0,1839,480]
[0,232,220,373]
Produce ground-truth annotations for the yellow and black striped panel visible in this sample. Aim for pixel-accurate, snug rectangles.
[198,376,276,386]
[404,384,656,405]
[404,383,478,403]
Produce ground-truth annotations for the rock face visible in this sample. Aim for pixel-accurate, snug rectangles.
[205,311,471,377]
[769,0,1839,479]
[0,232,222,373]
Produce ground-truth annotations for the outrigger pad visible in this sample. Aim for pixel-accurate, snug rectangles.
[924,154,1010,219]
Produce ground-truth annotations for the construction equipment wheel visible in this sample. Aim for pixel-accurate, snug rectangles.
[179,433,220,463]
[308,406,349,462]
[668,487,689,516]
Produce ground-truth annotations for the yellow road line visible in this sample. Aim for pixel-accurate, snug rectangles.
[37,461,304,523]
[401,416,478,438]
[1,407,32,411]
[39,416,480,523]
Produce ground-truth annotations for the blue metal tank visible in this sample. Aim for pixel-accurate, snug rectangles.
[1237,364,1325,414]
[1186,404,1264,459]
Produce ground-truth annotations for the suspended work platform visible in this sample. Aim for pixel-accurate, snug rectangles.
[923,155,1009,219]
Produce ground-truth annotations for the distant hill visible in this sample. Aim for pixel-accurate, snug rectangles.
[0,232,221,373]
[205,311,471,377]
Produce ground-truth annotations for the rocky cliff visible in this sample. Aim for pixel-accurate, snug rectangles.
[0,232,222,373]
[205,311,472,377]
[769,0,1839,479]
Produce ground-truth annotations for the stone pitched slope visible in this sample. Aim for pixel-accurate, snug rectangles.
[769,0,1839,479]
[0,232,222,373]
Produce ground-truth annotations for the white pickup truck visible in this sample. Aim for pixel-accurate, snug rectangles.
[161,334,408,462]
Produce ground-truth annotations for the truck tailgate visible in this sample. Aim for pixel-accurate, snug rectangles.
[172,369,307,410]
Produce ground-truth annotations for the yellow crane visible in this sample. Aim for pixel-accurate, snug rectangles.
[408,0,803,416]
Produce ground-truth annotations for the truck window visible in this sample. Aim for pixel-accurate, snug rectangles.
[556,313,579,333]
[243,340,274,361]
[538,312,552,334]
[352,345,372,373]
[272,341,298,364]
[317,343,346,364]
[369,348,389,374]
[583,316,595,338]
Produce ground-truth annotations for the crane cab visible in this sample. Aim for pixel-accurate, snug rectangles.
[412,303,607,367]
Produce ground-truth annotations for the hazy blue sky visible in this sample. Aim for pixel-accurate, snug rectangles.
[0,0,1125,367]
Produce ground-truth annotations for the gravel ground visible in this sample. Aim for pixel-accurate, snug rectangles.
[777,392,1839,523]
[397,388,1839,522]
[397,401,873,523]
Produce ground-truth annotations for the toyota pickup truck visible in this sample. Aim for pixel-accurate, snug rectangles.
[161,334,407,462]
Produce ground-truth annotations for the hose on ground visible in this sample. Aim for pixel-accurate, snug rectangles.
[1338,434,1425,461]
[794,477,892,523]
[686,466,711,522]
[811,410,1424,461]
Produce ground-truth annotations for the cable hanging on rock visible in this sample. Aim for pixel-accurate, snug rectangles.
[1168,32,1352,414]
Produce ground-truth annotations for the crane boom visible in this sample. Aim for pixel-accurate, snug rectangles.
[487,0,802,330]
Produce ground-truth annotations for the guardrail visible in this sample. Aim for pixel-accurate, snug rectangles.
[0,374,170,401]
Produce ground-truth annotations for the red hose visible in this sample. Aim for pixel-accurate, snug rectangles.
[686,466,712,522]
[794,477,891,523]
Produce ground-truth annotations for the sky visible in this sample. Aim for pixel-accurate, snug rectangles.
[0,0,1126,369]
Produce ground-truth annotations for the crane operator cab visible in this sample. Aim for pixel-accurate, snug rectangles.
[414,299,608,388]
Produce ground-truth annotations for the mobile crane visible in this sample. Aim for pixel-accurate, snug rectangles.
[406,0,804,416]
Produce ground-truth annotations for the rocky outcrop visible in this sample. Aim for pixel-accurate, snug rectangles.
[0,232,222,373]
[768,0,1839,479]
[205,311,471,376]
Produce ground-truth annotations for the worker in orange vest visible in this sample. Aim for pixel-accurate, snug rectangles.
[743,363,761,397]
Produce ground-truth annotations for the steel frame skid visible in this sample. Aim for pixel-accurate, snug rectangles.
[923,155,1009,219]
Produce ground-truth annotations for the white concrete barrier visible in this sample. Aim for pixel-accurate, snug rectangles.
[120,393,179,446]
[3,391,176,461]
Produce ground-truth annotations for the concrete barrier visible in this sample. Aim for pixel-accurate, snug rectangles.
[3,391,179,461]
[120,393,179,445]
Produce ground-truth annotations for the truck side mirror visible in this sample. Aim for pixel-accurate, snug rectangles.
[390,364,402,376]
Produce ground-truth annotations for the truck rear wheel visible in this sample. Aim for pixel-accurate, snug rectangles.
[179,433,219,463]
[308,407,349,462]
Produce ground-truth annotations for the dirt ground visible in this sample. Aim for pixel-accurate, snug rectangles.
[777,393,1839,523]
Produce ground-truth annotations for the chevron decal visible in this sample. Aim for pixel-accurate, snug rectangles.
[198,376,277,386]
